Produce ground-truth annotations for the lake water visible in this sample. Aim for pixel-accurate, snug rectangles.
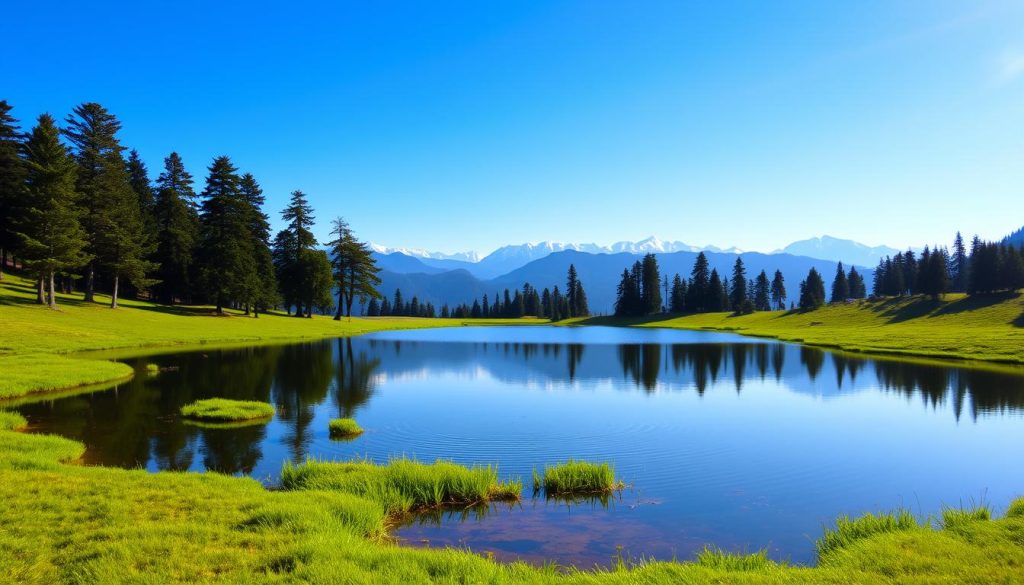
[12,326,1024,567]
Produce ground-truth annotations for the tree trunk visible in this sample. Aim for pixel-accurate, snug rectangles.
[215,295,223,315]
[110,275,119,309]
[36,274,45,304]
[84,262,95,302]
[48,271,57,309]
[334,288,343,321]
[244,302,250,315]
[0,247,5,280]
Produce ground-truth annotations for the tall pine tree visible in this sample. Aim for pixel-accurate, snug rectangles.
[152,152,198,304]
[0,100,25,281]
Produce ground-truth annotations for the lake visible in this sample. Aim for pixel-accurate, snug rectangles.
[12,326,1024,567]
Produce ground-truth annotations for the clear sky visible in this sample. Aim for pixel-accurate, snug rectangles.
[4,1,1023,255]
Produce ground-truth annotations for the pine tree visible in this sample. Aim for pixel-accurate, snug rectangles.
[15,114,89,308]
[566,264,579,318]
[197,156,253,314]
[0,100,26,281]
[126,149,157,238]
[951,232,967,293]
[729,257,747,308]
[392,289,404,316]
[830,262,849,303]
[573,280,588,317]
[272,190,318,316]
[847,266,866,299]
[798,267,826,310]
[326,217,381,319]
[707,269,724,312]
[238,173,278,315]
[687,252,710,312]
[770,270,786,310]
[754,270,770,311]
[63,103,129,302]
[670,273,686,312]
[641,253,662,315]
[152,153,198,304]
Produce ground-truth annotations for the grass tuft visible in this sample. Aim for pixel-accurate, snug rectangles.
[282,457,521,514]
[941,504,991,530]
[180,398,275,423]
[533,460,622,496]
[816,509,919,557]
[144,363,160,373]
[328,418,364,438]
[696,547,777,571]
[0,411,27,431]
[1007,499,1024,518]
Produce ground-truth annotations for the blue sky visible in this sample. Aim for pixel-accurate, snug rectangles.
[4,1,1023,255]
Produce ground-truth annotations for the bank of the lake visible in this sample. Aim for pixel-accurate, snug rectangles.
[0,274,542,401]
[570,292,1024,366]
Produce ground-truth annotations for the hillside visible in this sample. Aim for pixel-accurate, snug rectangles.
[576,292,1024,365]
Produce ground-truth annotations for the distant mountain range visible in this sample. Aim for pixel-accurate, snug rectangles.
[371,235,889,279]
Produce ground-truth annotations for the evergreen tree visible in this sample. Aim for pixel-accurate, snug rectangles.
[238,173,278,315]
[272,190,318,316]
[830,262,849,303]
[0,100,26,282]
[15,114,89,308]
[754,270,770,311]
[126,149,157,238]
[566,264,579,318]
[573,280,588,317]
[847,266,866,299]
[641,253,662,315]
[669,273,686,312]
[951,232,967,293]
[541,288,552,320]
[392,289,404,316]
[707,269,724,312]
[367,297,380,316]
[196,156,254,314]
[152,153,198,304]
[798,267,826,310]
[729,257,747,308]
[770,270,786,310]
[325,217,381,319]
[63,103,128,302]
[687,252,710,312]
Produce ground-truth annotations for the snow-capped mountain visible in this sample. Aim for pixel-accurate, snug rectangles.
[369,244,480,263]
[774,236,899,268]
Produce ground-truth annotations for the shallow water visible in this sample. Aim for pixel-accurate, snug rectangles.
[13,326,1024,566]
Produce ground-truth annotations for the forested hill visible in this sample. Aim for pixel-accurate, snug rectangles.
[374,249,868,314]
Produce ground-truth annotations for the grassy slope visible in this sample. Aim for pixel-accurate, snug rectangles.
[573,292,1024,365]
[0,274,540,400]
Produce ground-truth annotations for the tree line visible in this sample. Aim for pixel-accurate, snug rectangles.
[367,264,590,320]
[0,100,381,318]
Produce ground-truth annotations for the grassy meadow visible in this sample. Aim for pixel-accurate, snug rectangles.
[572,291,1024,365]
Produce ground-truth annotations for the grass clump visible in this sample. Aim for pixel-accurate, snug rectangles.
[532,460,622,496]
[179,398,275,423]
[1007,499,1024,518]
[817,509,919,557]
[328,418,363,438]
[941,504,991,530]
[0,411,27,431]
[144,363,160,373]
[696,547,778,571]
[282,457,521,514]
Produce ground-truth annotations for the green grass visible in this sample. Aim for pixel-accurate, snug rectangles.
[144,363,160,373]
[570,292,1024,365]
[328,418,364,438]
[282,457,521,515]
[179,398,276,423]
[816,509,919,558]
[696,547,778,572]
[940,504,991,530]
[0,272,544,400]
[533,460,622,496]
[1,420,1024,582]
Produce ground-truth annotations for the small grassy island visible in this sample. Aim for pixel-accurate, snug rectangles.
[179,398,275,424]
[328,418,364,438]
[533,460,622,496]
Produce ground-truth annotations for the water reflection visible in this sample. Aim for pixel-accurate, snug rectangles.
[10,326,1024,566]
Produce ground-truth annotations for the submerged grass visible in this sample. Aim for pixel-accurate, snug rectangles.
[816,509,919,557]
[179,398,275,423]
[282,457,522,515]
[533,460,622,495]
[328,418,364,438]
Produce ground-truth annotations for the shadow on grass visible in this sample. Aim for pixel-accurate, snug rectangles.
[865,292,1020,324]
